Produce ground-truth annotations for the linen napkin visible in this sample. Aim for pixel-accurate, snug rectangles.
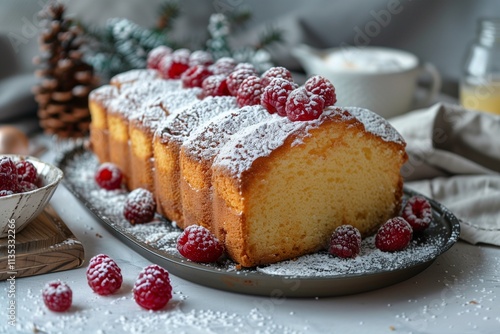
[389,102,500,246]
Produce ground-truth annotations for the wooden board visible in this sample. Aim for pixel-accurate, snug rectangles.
[0,205,84,280]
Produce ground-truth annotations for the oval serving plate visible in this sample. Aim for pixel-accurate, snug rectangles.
[58,147,460,298]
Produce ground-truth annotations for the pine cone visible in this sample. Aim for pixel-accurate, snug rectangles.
[33,1,96,138]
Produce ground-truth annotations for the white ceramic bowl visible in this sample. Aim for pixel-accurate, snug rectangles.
[0,155,63,238]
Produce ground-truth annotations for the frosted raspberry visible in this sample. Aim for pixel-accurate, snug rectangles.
[133,264,172,310]
[181,65,213,88]
[159,48,190,79]
[236,75,264,107]
[19,181,37,192]
[210,57,236,75]
[201,75,230,97]
[261,66,294,87]
[147,45,172,70]
[95,163,123,190]
[375,217,413,252]
[261,78,298,116]
[329,225,362,258]
[234,62,257,72]
[42,281,72,312]
[123,188,156,224]
[189,50,213,67]
[304,75,336,106]
[0,190,14,197]
[86,254,123,295]
[402,196,433,232]
[177,225,224,263]
[0,156,18,192]
[226,68,258,96]
[285,87,325,121]
[16,160,37,184]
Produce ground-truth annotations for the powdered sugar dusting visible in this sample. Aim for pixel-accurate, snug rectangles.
[110,69,161,86]
[183,104,274,161]
[345,106,405,145]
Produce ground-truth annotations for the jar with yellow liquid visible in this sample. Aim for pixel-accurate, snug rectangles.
[460,18,500,115]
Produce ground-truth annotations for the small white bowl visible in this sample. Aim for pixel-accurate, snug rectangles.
[0,155,63,238]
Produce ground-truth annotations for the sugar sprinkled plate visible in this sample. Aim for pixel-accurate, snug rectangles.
[57,147,460,297]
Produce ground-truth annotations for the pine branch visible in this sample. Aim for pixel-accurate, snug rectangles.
[256,26,284,49]
[227,9,252,28]
[156,0,180,32]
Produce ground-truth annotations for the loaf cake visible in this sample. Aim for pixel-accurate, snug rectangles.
[88,52,407,267]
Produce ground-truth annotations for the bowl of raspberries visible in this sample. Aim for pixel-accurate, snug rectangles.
[0,155,63,237]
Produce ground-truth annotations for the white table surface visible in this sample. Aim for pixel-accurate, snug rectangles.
[1,149,500,334]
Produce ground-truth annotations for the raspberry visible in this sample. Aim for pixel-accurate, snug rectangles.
[226,68,258,96]
[236,75,264,107]
[159,48,190,79]
[261,78,298,116]
[42,281,72,312]
[123,188,156,224]
[147,45,172,70]
[86,254,123,295]
[177,225,224,263]
[285,87,325,121]
[189,50,213,67]
[0,190,14,197]
[304,75,337,106]
[16,160,37,184]
[210,57,236,75]
[375,217,413,252]
[261,66,294,87]
[133,264,172,310]
[402,196,433,232]
[19,181,38,192]
[329,225,362,258]
[95,163,123,190]
[201,75,230,97]
[0,156,19,192]
[181,65,213,88]
[234,62,256,72]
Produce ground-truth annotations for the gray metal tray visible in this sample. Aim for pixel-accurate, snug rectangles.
[58,147,460,298]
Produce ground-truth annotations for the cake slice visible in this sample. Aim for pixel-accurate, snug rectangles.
[110,69,161,89]
[153,96,238,224]
[179,105,272,232]
[211,106,407,267]
[88,85,119,163]
[128,88,201,191]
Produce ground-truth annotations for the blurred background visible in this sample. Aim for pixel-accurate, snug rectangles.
[0,0,499,132]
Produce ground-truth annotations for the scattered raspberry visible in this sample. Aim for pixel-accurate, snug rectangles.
[210,57,236,75]
[133,264,172,310]
[304,75,337,106]
[261,78,298,116]
[285,87,325,121]
[329,225,362,258]
[181,65,213,88]
[236,75,264,107]
[158,48,190,79]
[402,196,433,232]
[226,68,258,96]
[189,50,213,67]
[201,75,230,97]
[42,281,72,312]
[86,254,123,295]
[177,225,224,263]
[261,66,294,87]
[0,190,14,197]
[94,163,123,190]
[123,188,156,224]
[147,45,172,70]
[16,160,37,184]
[0,156,19,192]
[19,181,37,192]
[375,217,413,252]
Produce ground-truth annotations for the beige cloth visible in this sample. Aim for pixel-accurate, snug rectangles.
[390,103,500,246]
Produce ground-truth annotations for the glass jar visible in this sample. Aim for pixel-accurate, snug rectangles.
[460,18,500,115]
